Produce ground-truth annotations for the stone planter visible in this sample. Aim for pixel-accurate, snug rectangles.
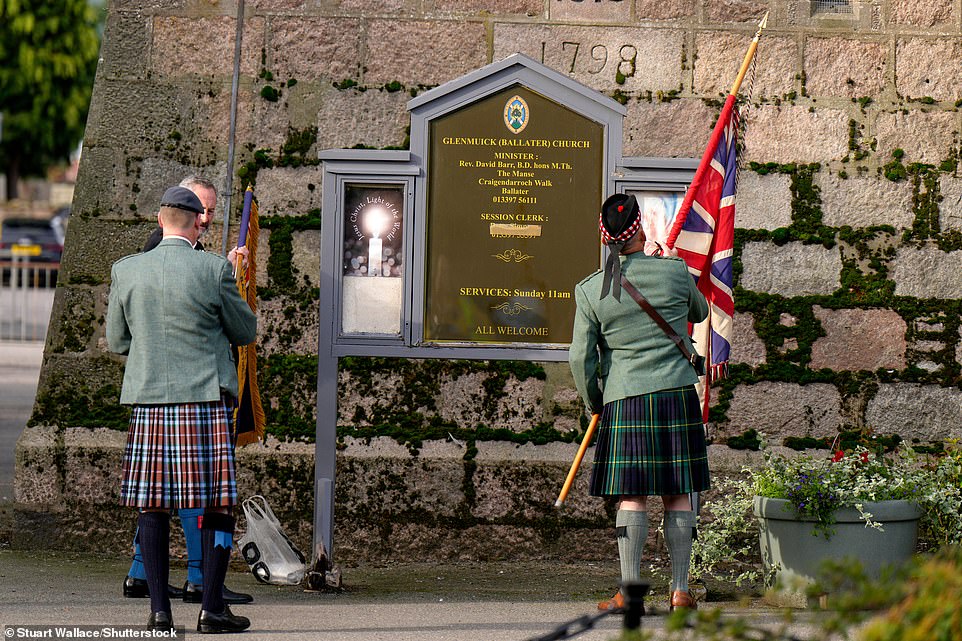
[754,496,921,605]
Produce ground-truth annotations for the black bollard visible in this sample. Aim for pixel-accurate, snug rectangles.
[621,581,648,630]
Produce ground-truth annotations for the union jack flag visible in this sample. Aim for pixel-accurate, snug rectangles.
[666,94,739,384]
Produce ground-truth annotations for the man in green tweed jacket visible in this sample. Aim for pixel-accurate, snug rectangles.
[107,186,257,634]
[122,175,253,608]
[569,193,709,613]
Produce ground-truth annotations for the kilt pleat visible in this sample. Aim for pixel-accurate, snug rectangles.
[120,399,237,509]
[589,386,710,497]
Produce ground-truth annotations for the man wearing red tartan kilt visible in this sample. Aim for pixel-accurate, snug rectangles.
[107,186,257,634]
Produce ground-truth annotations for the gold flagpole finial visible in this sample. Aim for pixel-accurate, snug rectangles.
[755,11,769,37]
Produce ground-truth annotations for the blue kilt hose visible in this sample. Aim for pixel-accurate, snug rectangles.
[120,397,237,509]
[589,385,710,497]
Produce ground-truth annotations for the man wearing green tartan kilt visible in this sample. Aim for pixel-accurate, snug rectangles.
[569,194,710,612]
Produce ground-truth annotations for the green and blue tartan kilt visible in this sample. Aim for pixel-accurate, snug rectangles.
[589,385,710,497]
[120,398,237,509]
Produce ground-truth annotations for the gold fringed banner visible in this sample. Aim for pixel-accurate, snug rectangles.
[235,187,265,447]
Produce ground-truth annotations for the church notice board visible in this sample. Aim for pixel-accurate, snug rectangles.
[424,85,604,345]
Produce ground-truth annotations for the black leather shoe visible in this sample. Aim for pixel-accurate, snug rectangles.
[197,605,250,634]
[124,577,149,598]
[147,611,173,632]
[124,576,185,600]
[183,581,254,604]
[223,585,254,604]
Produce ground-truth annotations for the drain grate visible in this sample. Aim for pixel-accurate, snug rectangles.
[812,0,853,14]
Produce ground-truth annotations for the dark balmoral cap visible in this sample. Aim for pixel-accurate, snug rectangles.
[160,186,203,214]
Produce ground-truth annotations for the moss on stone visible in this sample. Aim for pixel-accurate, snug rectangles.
[723,163,962,422]
[54,297,96,354]
[255,356,555,448]
[727,429,762,450]
[259,354,319,441]
[260,86,280,102]
[279,125,319,166]
[883,150,908,182]
[30,374,129,430]
[907,168,941,241]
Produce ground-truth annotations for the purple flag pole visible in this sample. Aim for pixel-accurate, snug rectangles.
[238,187,254,247]
[234,187,254,278]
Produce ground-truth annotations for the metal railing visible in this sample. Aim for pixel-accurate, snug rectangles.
[527,581,811,641]
[0,257,58,342]
[526,583,647,641]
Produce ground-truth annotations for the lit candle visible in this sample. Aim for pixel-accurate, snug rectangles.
[364,205,389,278]
[368,237,382,277]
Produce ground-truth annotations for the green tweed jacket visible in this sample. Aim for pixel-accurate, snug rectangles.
[568,252,709,413]
[106,238,258,405]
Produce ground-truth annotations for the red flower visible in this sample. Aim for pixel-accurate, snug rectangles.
[832,450,845,462]
[860,451,870,463]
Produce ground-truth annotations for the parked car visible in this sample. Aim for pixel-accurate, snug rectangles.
[0,217,64,264]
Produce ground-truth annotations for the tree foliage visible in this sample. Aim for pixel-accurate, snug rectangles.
[0,0,101,198]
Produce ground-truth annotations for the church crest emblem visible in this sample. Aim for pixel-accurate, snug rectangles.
[503,95,529,134]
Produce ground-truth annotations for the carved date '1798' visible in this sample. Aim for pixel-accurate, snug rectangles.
[540,41,637,81]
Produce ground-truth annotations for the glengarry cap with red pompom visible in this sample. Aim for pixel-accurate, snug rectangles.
[598,193,640,301]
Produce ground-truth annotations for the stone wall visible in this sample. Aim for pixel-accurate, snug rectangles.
[16,0,962,561]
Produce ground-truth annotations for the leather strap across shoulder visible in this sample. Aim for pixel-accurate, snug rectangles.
[619,275,700,368]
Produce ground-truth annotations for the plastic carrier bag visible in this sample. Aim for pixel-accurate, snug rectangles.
[237,495,307,585]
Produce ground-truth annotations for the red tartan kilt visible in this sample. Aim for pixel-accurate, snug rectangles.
[120,399,237,509]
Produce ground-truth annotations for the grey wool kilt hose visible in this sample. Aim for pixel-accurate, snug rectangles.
[589,385,710,497]
[119,398,238,509]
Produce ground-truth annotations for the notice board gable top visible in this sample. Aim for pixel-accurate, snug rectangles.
[407,53,627,124]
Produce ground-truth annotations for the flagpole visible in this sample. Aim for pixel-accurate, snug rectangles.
[222,0,246,256]
[554,413,599,508]
[729,12,768,97]
[701,311,712,422]
[666,11,767,250]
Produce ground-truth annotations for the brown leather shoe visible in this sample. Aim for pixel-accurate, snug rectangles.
[597,590,624,611]
[669,589,697,611]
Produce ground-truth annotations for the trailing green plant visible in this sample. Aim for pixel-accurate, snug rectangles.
[914,441,962,550]
[689,476,761,587]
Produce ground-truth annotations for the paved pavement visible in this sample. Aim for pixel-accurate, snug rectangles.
[0,341,43,501]
[0,550,827,641]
